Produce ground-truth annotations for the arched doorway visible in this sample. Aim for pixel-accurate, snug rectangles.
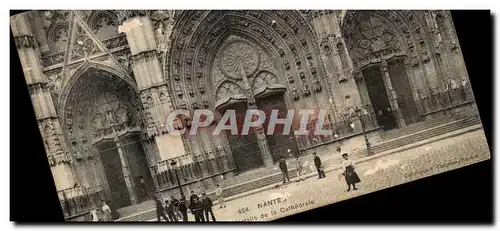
[62,68,154,208]
[218,101,264,172]
[256,92,300,161]
[343,12,422,129]
[168,11,323,174]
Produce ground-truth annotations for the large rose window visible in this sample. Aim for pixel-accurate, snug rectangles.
[220,41,260,79]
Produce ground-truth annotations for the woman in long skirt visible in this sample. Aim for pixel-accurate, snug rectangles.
[341,153,361,191]
[101,200,113,221]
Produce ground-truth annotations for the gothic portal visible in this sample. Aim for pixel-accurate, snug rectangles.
[11,10,475,219]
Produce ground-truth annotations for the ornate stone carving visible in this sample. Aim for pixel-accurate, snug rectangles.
[159,86,169,102]
[299,71,305,79]
[102,34,128,49]
[115,10,149,24]
[215,81,244,102]
[292,86,300,101]
[284,60,290,70]
[313,79,322,92]
[41,52,65,67]
[220,41,260,79]
[47,73,62,97]
[253,75,266,90]
[381,59,388,72]
[14,35,38,49]
[302,81,311,97]
[346,14,402,66]
[72,33,96,58]
[287,73,294,83]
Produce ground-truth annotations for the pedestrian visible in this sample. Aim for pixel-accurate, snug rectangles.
[101,200,113,221]
[189,190,199,206]
[461,77,468,101]
[279,156,290,184]
[179,196,189,222]
[201,193,216,222]
[89,206,99,222]
[313,152,326,179]
[190,196,205,222]
[154,196,169,222]
[450,78,459,103]
[171,196,182,220]
[294,155,305,182]
[215,184,226,209]
[164,200,178,222]
[341,153,361,192]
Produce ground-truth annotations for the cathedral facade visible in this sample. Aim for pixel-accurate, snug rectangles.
[11,10,475,219]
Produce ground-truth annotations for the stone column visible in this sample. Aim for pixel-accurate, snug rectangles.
[380,60,406,127]
[11,12,76,191]
[119,13,189,188]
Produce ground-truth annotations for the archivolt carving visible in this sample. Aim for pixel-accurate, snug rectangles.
[168,10,326,111]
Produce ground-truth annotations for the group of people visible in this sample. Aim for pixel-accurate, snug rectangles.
[155,184,226,222]
[278,148,361,192]
[89,201,113,222]
[444,77,469,103]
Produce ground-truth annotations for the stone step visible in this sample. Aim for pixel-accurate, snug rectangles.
[221,166,280,187]
[116,200,155,219]
[115,116,480,221]
[321,117,480,166]
[380,116,455,141]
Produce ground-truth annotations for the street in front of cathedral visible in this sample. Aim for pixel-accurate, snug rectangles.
[146,128,489,222]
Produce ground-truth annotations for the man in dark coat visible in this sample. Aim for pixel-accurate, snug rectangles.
[190,196,205,222]
[201,193,216,222]
[154,196,169,222]
[313,152,326,179]
[164,200,177,222]
[178,196,188,222]
[189,191,199,205]
[279,156,290,184]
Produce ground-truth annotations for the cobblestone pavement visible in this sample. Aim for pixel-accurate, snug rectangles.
[152,130,490,222]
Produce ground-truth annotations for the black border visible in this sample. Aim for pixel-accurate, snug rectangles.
[10,10,494,224]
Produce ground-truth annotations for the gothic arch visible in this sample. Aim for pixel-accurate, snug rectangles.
[167,10,328,112]
[341,10,433,69]
[87,10,119,40]
[58,61,139,131]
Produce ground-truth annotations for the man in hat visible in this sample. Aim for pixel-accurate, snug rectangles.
[190,196,205,222]
[279,156,290,184]
[313,152,326,179]
[189,190,199,206]
[179,196,188,222]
